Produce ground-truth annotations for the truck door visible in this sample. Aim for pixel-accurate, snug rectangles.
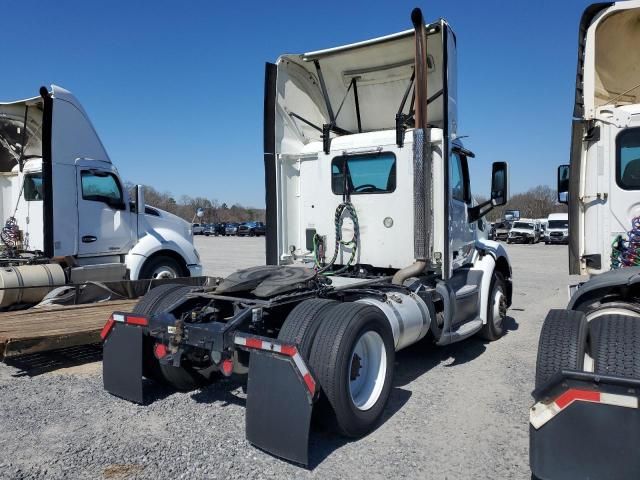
[76,165,134,256]
[449,151,474,269]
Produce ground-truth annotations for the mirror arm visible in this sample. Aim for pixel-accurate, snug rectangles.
[468,198,494,223]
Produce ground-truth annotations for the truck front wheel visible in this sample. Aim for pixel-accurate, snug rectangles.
[139,255,185,279]
[309,302,395,438]
[478,272,508,341]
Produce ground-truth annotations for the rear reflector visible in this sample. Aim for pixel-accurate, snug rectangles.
[221,358,234,376]
[126,315,148,326]
[154,343,168,359]
[100,317,116,340]
[530,388,639,429]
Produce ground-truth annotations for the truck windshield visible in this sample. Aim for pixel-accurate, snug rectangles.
[548,220,568,229]
[513,222,534,229]
[617,127,640,190]
[332,152,396,195]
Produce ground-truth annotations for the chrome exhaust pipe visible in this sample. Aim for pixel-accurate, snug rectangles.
[393,7,432,285]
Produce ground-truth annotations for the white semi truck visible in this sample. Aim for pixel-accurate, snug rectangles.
[0,86,202,308]
[102,8,513,465]
[530,2,640,479]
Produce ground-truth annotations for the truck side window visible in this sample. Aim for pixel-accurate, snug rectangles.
[81,171,124,208]
[23,173,44,201]
[451,152,471,203]
[451,153,464,202]
[617,127,640,190]
[332,152,396,195]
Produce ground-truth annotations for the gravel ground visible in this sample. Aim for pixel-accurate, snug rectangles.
[0,241,569,479]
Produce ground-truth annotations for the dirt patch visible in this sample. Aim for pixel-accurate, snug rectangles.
[103,464,144,479]
[50,360,101,376]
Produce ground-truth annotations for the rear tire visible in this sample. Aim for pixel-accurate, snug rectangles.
[309,302,395,437]
[535,309,587,389]
[134,284,190,382]
[278,299,338,359]
[133,284,208,390]
[590,314,640,379]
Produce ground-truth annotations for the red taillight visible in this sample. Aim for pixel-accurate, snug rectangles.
[221,358,234,376]
[100,317,115,340]
[126,315,148,326]
[154,343,168,359]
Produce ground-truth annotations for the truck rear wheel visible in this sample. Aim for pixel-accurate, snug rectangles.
[133,284,208,390]
[535,309,587,389]
[309,302,395,437]
[590,314,640,379]
[478,272,507,341]
[278,298,338,359]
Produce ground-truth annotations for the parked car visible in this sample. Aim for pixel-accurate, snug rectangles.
[213,223,227,236]
[225,223,240,236]
[192,223,205,235]
[237,221,266,237]
[488,222,496,240]
[507,220,540,244]
[494,221,511,241]
[203,224,215,236]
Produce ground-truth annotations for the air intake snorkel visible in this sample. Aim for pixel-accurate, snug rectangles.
[392,7,432,285]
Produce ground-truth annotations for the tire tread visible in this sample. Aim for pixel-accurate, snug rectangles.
[590,314,640,379]
[535,309,587,389]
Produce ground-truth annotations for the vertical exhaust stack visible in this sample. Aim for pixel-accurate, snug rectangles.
[393,7,432,285]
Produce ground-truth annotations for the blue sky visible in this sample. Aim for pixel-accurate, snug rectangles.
[1,0,592,207]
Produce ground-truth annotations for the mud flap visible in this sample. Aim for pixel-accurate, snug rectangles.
[245,349,313,466]
[103,323,144,404]
[530,371,640,480]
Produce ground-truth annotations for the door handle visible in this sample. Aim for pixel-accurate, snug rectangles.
[82,235,97,243]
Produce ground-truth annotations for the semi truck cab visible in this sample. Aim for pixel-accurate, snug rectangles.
[531,3,640,479]
[102,9,513,466]
[0,86,201,306]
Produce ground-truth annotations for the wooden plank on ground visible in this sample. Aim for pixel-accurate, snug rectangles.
[0,299,137,359]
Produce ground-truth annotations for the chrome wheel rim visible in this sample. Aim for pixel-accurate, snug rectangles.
[492,288,507,329]
[151,266,178,279]
[348,331,387,411]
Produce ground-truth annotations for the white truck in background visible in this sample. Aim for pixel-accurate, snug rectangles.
[531,2,640,479]
[0,85,202,309]
[543,212,568,245]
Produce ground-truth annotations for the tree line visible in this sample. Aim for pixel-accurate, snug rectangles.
[132,182,563,226]
[477,185,567,222]
[128,183,266,224]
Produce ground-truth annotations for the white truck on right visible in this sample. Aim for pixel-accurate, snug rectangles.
[530,2,640,479]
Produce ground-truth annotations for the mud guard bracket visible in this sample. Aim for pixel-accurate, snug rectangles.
[245,349,313,466]
[103,323,144,404]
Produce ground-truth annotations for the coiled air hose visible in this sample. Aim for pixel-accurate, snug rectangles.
[611,216,640,269]
[313,201,359,275]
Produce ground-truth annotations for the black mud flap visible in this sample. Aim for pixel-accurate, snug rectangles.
[530,370,640,480]
[103,323,144,404]
[245,349,314,466]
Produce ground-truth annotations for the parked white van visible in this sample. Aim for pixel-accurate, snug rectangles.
[544,213,568,244]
